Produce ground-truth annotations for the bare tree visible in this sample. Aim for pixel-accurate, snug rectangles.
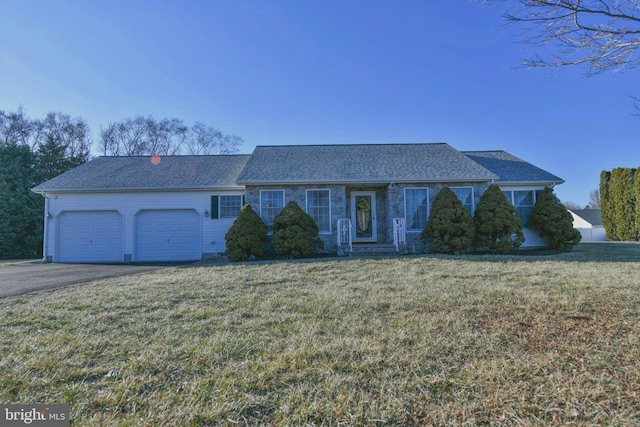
[0,108,90,163]
[563,200,583,210]
[145,117,188,155]
[100,116,153,156]
[493,0,640,75]
[184,123,244,155]
[219,134,243,154]
[0,107,33,146]
[102,116,242,156]
[32,112,91,160]
[587,188,601,209]
[184,122,223,155]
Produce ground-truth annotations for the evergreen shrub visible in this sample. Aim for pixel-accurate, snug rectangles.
[529,187,581,250]
[224,204,267,262]
[421,187,474,254]
[272,201,324,258]
[474,184,524,254]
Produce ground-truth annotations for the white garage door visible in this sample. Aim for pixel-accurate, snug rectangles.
[58,211,123,263]
[135,210,201,262]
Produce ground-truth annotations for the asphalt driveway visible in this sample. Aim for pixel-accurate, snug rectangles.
[0,262,168,298]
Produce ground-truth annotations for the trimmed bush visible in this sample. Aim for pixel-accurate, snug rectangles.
[529,187,582,250]
[421,187,474,254]
[474,184,524,254]
[224,204,268,262]
[272,201,324,258]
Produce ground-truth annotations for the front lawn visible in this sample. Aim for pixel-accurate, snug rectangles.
[1,243,639,425]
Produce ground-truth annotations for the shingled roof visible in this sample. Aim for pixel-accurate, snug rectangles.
[462,150,563,185]
[32,145,564,192]
[32,155,250,192]
[571,209,603,226]
[236,143,499,184]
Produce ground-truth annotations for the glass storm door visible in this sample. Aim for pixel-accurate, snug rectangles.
[351,192,377,242]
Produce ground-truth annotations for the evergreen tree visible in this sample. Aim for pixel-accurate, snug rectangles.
[635,167,640,238]
[600,170,615,240]
[35,136,87,183]
[529,187,582,250]
[610,168,637,241]
[0,143,44,258]
[473,184,525,254]
[0,108,92,259]
[421,187,474,254]
[272,201,324,258]
[224,204,268,262]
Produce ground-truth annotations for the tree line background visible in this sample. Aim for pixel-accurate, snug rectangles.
[0,107,242,259]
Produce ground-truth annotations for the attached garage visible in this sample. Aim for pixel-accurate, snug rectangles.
[57,211,123,263]
[33,156,250,263]
[135,209,201,262]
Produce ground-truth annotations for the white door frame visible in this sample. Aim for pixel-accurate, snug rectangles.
[351,191,377,242]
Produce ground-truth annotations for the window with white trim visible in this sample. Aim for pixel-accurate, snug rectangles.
[210,195,243,219]
[306,189,331,233]
[452,187,474,214]
[502,190,539,226]
[220,195,243,218]
[260,190,285,227]
[405,188,429,231]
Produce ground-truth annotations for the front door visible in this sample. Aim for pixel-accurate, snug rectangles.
[351,192,377,242]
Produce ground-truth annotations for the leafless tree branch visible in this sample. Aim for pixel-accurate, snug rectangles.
[100,116,242,156]
[492,0,640,75]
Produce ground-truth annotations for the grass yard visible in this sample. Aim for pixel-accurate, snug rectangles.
[1,243,639,425]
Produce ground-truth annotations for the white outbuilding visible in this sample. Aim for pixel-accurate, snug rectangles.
[569,209,607,242]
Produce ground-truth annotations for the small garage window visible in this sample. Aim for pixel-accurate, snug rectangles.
[211,195,243,219]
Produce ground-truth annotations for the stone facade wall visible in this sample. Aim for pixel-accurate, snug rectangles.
[394,182,489,252]
[245,182,490,254]
[244,184,347,253]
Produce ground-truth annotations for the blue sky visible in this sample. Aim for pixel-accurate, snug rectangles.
[1,1,638,206]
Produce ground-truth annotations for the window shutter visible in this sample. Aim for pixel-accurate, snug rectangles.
[242,195,246,206]
[211,196,219,219]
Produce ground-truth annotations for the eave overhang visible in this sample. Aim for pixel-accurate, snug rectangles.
[237,177,497,186]
[493,179,565,187]
[31,186,245,195]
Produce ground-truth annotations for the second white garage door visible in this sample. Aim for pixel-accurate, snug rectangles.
[135,210,201,262]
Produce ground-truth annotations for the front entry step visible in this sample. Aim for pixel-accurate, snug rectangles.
[338,243,407,257]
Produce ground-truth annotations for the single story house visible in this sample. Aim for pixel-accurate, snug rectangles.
[569,209,607,242]
[32,143,564,263]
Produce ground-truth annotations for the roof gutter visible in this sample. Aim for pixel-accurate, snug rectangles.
[30,186,246,194]
[493,180,565,187]
[236,177,498,186]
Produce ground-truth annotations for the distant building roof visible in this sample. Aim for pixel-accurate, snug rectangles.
[571,209,603,226]
[236,143,499,184]
[462,150,564,185]
[32,155,250,192]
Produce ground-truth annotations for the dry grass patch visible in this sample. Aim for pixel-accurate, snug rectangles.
[1,243,639,425]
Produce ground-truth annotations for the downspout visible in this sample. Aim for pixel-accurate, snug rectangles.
[42,193,49,263]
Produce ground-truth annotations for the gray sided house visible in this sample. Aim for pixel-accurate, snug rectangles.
[32,143,563,263]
